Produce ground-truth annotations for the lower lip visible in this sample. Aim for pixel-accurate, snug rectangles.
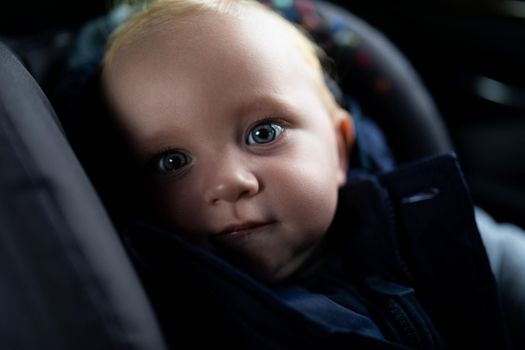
[215,222,274,240]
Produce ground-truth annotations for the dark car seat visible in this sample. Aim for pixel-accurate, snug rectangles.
[0,0,452,348]
[0,42,168,350]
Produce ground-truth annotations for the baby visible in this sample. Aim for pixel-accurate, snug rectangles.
[94,0,524,348]
[101,0,353,284]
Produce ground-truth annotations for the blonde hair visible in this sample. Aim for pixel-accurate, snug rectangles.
[102,0,340,115]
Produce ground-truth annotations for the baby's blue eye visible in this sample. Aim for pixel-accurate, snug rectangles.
[156,151,191,174]
[246,122,284,145]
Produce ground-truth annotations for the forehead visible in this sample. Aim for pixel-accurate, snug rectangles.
[102,6,323,148]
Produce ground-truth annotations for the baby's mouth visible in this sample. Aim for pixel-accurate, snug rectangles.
[214,221,275,239]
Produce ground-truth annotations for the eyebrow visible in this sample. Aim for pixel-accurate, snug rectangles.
[233,93,298,118]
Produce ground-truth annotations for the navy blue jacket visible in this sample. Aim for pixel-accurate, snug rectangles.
[124,154,508,349]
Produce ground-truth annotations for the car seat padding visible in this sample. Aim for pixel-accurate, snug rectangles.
[0,42,167,350]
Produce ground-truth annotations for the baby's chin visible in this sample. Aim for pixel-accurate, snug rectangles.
[154,217,326,285]
[233,260,298,286]
[215,242,322,286]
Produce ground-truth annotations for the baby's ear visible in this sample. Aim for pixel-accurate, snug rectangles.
[334,108,355,187]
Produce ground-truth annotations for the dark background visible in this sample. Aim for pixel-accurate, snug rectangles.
[332,0,525,229]
[2,0,524,228]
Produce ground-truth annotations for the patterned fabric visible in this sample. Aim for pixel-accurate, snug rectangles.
[260,0,387,94]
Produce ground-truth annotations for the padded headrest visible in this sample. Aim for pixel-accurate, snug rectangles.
[0,42,167,349]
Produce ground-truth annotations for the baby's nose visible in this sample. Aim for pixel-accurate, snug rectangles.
[204,156,260,204]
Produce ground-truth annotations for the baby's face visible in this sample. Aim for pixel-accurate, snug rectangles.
[102,8,351,283]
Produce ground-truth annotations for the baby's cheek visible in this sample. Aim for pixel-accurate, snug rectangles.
[286,179,338,238]
[271,156,339,231]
